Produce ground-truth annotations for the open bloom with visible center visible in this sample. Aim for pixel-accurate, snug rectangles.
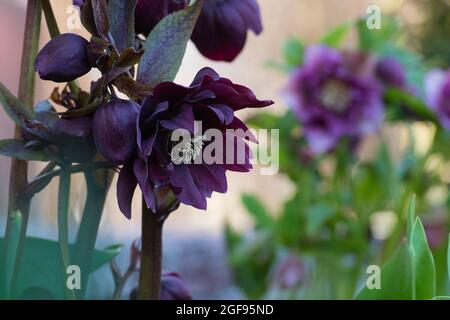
[285,45,384,154]
[425,69,450,130]
[191,0,263,62]
[117,67,273,218]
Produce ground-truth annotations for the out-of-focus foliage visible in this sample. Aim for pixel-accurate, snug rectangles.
[227,18,450,300]
[408,0,450,67]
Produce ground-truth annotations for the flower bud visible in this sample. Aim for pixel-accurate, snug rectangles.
[93,99,140,163]
[160,272,192,300]
[375,57,406,88]
[191,0,263,62]
[128,272,192,300]
[35,33,92,83]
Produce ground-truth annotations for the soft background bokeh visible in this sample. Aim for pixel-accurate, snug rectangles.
[0,0,427,298]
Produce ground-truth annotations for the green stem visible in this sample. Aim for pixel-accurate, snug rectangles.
[73,169,112,299]
[57,166,76,300]
[138,199,164,300]
[1,0,42,299]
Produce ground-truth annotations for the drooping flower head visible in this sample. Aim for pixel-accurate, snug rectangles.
[425,69,450,130]
[35,33,92,83]
[117,67,273,218]
[285,45,384,154]
[375,57,407,88]
[134,0,188,36]
[93,99,140,163]
[191,0,263,62]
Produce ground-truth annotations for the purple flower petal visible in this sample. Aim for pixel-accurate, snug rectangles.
[117,162,138,219]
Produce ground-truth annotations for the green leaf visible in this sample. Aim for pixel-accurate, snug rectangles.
[357,17,398,52]
[433,296,450,300]
[305,204,334,236]
[447,234,450,282]
[356,244,413,299]
[107,0,137,53]
[0,139,57,162]
[409,217,436,299]
[0,211,22,299]
[241,194,273,229]
[0,81,33,128]
[0,237,122,299]
[320,22,352,47]
[384,88,438,124]
[283,38,304,67]
[406,195,416,238]
[137,0,204,87]
[355,199,436,300]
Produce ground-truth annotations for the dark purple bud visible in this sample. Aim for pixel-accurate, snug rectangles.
[273,256,305,290]
[35,33,92,83]
[93,99,140,163]
[73,0,85,7]
[135,0,188,36]
[160,272,192,300]
[375,57,406,88]
[128,272,192,300]
[191,0,263,62]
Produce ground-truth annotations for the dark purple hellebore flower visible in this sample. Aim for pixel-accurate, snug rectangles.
[35,33,91,83]
[285,45,384,154]
[116,67,273,218]
[191,0,263,62]
[160,272,192,300]
[425,69,450,130]
[375,57,407,88]
[134,0,188,36]
[93,99,140,163]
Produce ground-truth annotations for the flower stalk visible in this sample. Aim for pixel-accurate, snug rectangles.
[57,165,76,300]
[1,0,42,297]
[138,199,164,300]
[73,168,112,299]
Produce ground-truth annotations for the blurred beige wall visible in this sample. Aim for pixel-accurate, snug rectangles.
[0,0,408,243]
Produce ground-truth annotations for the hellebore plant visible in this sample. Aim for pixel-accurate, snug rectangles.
[0,0,271,300]
[227,18,450,300]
